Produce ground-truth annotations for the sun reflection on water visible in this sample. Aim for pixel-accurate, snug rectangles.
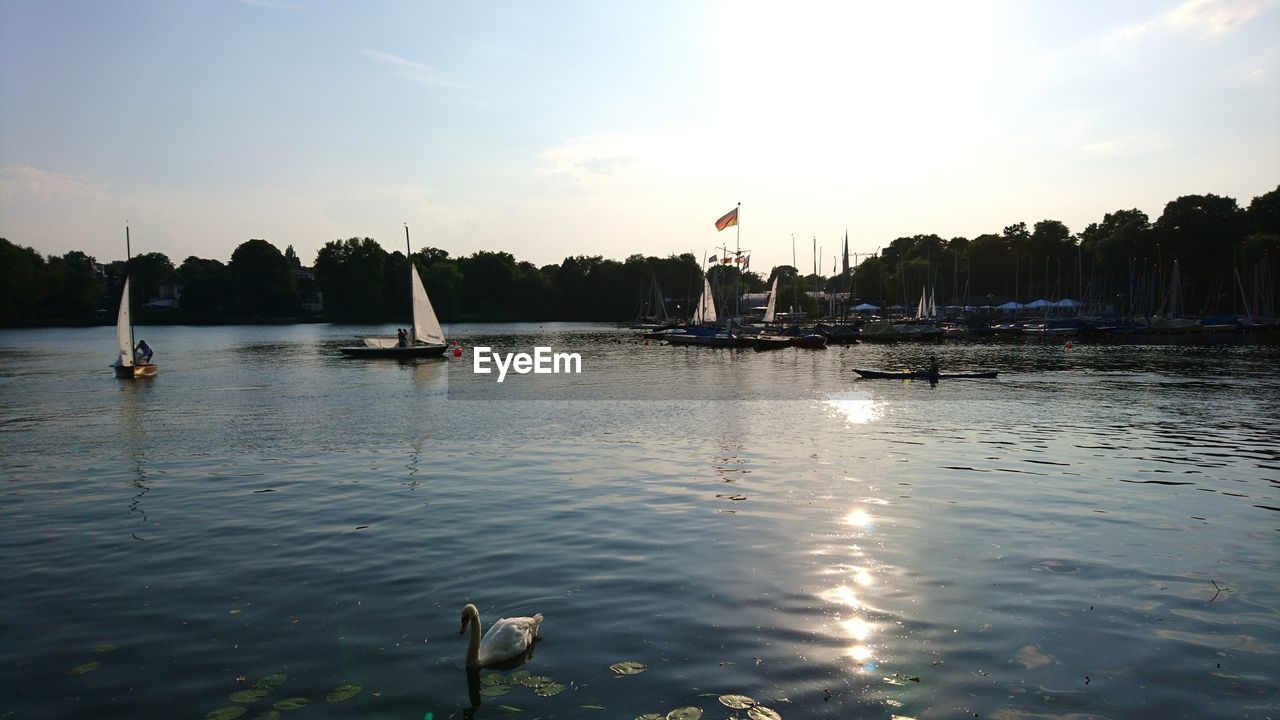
[824,394,884,425]
[821,504,886,673]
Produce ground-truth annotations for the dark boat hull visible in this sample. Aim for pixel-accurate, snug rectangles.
[340,344,449,358]
[789,334,828,349]
[113,363,158,379]
[854,369,998,380]
[751,335,792,351]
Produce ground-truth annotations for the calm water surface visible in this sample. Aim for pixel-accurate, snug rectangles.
[1,323,1277,720]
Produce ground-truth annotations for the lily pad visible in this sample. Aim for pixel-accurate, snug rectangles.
[326,683,362,703]
[230,688,270,703]
[70,661,99,675]
[272,697,309,710]
[747,707,782,720]
[93,644,118,653]
[518,675,555,689]
[507,670,531,682]
[480,672,509,686]
[479,685,512,697]
[534,682,566,697]
[666,708,703,720]
[719,694,756,709]
[610,660,647,675]
[205,708,247,720]
[257,673,287,690]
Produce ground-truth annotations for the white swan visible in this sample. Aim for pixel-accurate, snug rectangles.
[459,603,543,668]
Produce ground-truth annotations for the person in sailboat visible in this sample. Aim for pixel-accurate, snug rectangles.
[135,340,154,364]
[397,328,408,347]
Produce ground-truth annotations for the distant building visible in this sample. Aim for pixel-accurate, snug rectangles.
[285,245,323,312]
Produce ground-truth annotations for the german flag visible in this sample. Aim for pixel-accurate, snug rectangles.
[714,207,738,231]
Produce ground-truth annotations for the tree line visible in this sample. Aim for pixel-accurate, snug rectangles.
[1,185,1276,325]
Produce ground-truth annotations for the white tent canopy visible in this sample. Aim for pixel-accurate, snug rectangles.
[1024,299,1051,309]
[1055,298,1081,308]
[996,301,1024,310]
[853,303,880,311]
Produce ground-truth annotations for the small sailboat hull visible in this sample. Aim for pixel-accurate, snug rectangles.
[339,344,449,358]
[113,363,158,379]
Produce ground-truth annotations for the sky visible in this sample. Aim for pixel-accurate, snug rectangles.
[1,0,1277,275]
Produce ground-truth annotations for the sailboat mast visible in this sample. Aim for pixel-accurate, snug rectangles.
[126,224,135,353]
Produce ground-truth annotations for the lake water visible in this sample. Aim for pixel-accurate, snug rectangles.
[1,323,1277,720]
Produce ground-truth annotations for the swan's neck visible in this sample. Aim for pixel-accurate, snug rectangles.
[465,606,483,668]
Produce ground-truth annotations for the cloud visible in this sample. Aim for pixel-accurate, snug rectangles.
[539,134,639,185]
[1166,0,1272,35]
[362,49,458,88]
[0,165,107,204]
[1109,0,1276,43]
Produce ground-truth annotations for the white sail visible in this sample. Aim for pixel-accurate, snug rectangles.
[116,275,133,366]
[693,277,717,324]
[916,287,927,320]
[410,264,445,345]
[763,276,778,323]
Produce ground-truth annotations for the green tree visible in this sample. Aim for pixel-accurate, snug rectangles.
[228,239,299,317]
[0,239,49,320]
[130,251,175,304]
[178,256,232,314]
[313,237,389,317]
[47,251,105,318]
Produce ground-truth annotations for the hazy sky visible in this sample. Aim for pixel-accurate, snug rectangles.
[2,0,1277,275]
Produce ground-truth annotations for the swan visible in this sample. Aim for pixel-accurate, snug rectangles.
[459,603,543,668]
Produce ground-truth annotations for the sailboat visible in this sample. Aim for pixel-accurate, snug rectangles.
[111,226,158,379]
[752,277,792,351]
[664,276,749,347]
[339,225,449,358]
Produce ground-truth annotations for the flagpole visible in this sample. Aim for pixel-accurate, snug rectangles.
[735,202,741,322]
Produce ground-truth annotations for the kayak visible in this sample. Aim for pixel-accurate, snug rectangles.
[854,369,998,380]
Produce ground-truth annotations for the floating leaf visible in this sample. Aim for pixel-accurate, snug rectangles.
[747,707,782,720]
[272,697,309,710]
[610,660,647,675]
[252,713,281,720]
[519,675,555,689]
[636,715,664,720]
[257,673,287,690]
[205,708,247,720]
[496,705,522,713]
[507,670,531,683]
[70,661,99,675]
[581,705,606,710]
[480,672,509,687]
[479,686,512,697]
[230,688,269,703]
[666,708,703,720]
[534,682,566,697]
[719,694,756,709]
[93,644,118,653]
[326,683,362,702]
